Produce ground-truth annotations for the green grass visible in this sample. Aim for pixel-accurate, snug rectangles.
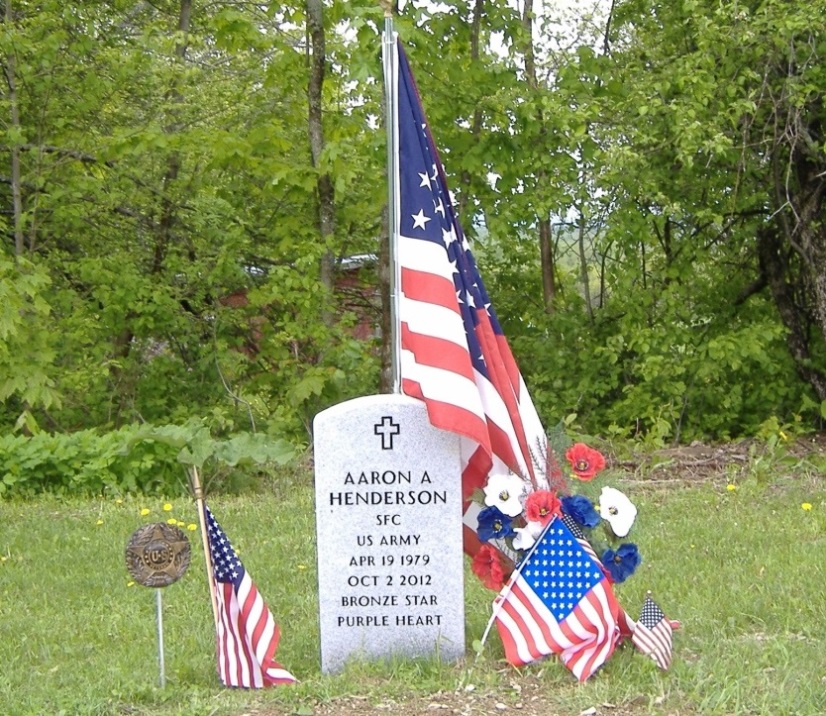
[1,461,825,716]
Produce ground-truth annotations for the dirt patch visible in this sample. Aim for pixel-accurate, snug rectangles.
[243,680,700,716]
[610,432,826,483]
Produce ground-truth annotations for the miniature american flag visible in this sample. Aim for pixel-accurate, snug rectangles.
[205,505,296,687]
[493,517,620,682]
[632,594,673,670]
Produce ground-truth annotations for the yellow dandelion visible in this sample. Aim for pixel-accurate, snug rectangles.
[127,581,135,587]
[726,484,737,492]
[140,508,150,516]
[162,503,173,512]
[176,520,185,527]
[187,523,197,531]
[298,564,308,570]
[167,518,177,525]
[96,519,104,525]
[802,503,813,511]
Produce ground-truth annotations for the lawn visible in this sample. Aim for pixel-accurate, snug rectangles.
[1,441,825,716]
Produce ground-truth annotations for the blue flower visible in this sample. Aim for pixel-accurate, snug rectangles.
[477,505,516,542]
[601,543,641,583]
[561,494,601,529]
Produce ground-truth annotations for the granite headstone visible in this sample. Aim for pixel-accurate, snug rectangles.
[313,394,466,673]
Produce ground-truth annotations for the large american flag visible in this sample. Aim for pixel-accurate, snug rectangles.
[205,505,296,687]
[493,517,620,682]
[389,38,548,557]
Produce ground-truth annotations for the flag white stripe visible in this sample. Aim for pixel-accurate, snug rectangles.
[399,299,467,348]
[230,580,253,687]
[399,235,460,281]
[254,607,276,667]
[496,603,537,664]
[400,353,486,414]
[239,576,265,688]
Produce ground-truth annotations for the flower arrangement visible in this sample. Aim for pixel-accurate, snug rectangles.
[470,435,640,591]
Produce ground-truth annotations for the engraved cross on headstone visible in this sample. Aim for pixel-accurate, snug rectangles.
[373,415,400,450]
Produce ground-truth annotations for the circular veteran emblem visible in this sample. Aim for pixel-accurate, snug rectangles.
[125,522,191,588]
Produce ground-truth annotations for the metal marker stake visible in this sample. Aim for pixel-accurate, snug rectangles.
[156,588,166,688]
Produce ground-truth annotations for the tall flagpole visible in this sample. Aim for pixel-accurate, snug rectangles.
[381,0,402,394]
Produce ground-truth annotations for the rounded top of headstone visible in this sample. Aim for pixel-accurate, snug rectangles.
[125,522,191,588]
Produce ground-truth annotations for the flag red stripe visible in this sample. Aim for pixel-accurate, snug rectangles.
[462,445,492,500]
[474,310,534,481]
[401,377,488,445]
[633,623,672,669]
[401,265,461,313]
[494,334,522,396]
[401,322,476,383]
[565,586,619,681]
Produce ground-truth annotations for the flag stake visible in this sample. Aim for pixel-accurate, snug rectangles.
[155,588,166,688]
[189,465,219,630]
[381,2,401,393]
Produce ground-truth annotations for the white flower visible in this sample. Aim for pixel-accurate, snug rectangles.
[512,520,544,551]
[598,486,637,537]
[483,472,527,517]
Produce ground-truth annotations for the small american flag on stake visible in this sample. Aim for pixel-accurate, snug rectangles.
[560,513,637,638]
[205,505,296,687]
[632,593,674,670]
[389,38,548,558]
[493,517,620,682]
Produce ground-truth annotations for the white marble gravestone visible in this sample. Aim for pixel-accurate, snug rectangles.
[313,394,466,673]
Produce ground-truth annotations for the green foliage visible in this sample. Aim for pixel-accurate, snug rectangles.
[2,0,826,447]
[0,420,295,497]
[0,257,60,418]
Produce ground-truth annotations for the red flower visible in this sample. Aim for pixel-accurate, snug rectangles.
[524,490,561,525]
[471,545,506,591]
[565,443,606,481]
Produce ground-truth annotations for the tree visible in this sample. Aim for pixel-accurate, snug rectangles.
[605,0,826,392]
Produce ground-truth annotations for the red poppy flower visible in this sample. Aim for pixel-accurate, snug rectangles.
[565,443,606,481]
[471,544,506,591]
[524,490,561,525]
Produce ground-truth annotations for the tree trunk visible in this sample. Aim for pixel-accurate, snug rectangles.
[577,208,593,319]
[457,0,484,221]
[4,0,24,257]
[522,0,555,312]
[307,0,336,327]
[539,219,555,310]
[153,0,191,274]
[757,225,826,401]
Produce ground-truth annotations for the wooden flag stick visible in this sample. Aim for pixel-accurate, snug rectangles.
[189,465,219,630]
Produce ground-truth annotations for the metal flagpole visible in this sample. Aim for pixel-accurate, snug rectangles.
[156,588,166,687]
[381,0,402,394]
[189,465,220,631]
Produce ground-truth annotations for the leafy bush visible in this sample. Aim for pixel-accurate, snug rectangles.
[0,420,296,497]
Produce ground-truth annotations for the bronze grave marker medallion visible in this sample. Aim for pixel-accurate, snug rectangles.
[125,523,191,588]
